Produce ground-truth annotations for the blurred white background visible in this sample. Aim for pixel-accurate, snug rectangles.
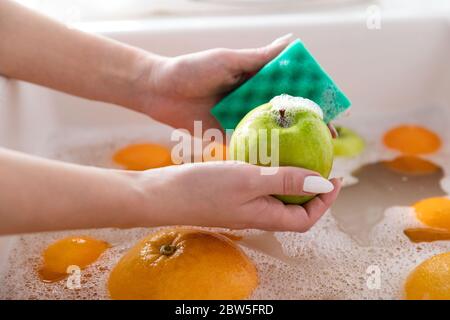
[16,0,449,22]
[15,0,369,21]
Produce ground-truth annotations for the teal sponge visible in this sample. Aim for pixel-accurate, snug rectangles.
[211,39,351,129]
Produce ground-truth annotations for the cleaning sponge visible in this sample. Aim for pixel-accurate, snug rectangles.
[211,39,351,129]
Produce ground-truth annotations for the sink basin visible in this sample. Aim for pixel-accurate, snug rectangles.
[1,8,449,298]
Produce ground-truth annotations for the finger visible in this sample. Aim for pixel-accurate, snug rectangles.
[247,166,335,197]
[301,178,342,227]
[328,123,338,139]
[250,178,342,232]
[279,178,342,232]
[232,33,293,73]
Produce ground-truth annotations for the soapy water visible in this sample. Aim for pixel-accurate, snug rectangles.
[332,161,446,245]
[1,105,450,299]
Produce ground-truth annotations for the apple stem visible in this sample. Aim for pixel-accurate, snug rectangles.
[277,109,290,128]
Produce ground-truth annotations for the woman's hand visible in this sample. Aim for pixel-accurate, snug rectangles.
[133,34,293,133]
[132,34,342,137]
[0,148,341,235]
[0,3,334,137]
[132,161,342,232]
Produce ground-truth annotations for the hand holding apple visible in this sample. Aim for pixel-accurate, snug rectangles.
[230,94,335,204]
[133,161,342,232]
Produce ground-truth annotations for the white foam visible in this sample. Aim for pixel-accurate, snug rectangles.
[270,94,324,119]
[0,105,449,300]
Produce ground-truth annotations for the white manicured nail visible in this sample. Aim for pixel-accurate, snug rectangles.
[272,33,293,44]
[303,176,334,194]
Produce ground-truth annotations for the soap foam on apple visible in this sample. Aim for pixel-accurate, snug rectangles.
[270,94,324,120]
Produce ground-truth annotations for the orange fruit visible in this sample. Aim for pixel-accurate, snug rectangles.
[383,156,439,175]
[108,228,258,300]
[383,125,441,155]
[113,143,173,170]
[39,236,109,282]
[404,228,450,243]
[404,252,450,300]
[413,197,450,231]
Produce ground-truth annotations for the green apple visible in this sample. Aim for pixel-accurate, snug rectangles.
[229,94,333,204]
[332,126,365,158]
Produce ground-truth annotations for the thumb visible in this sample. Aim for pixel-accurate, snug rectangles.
[248,166,335,197]
[232,33,293,74]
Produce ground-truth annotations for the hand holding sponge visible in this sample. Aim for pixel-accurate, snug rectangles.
[211,39,351,130]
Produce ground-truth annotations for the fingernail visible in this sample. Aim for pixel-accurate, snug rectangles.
[272,33,293,45]
[303,176,335,194]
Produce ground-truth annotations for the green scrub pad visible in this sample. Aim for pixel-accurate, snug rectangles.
[211,39,351,129]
